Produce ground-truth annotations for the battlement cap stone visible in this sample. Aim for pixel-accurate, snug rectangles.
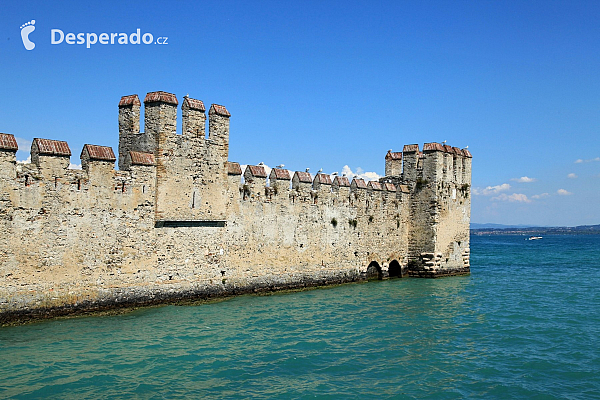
[0,133,18,151]
[246,165,267,178]
[183,96,206,112]
[462,148,472,158]
[423,142,444,152]
[227,162,242,175]
[333,176,350,187]
[33,138,71,156]
[294,171,312,183]
[403,144,419,153]
[119,94,141,107]
[351,178,367,189]
[271,168,291,180]
[398,184,410,193]
[335,176,351,187]
[384,183,396,191]
[144,91,178,105]
[385,150,402,160]
[314,173,332,185]
[129,151,155,166]
[82,144,116,161]
[209,104,231,117]
[368,181,383,191]
[451,146,462,155]
[443,145,453,153]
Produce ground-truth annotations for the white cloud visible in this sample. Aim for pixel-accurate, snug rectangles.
[575,157,600,163]
[557,189,572,196]
[16,153,81,170]
[15,137,32,151]
[531,193,550,199]
[473,183,511,196]
[491,193,531,203]
[262,165,272,177]
[15,137,32,163]
[567,173,577,179]
[511,176,536,183]
[341,165,381,182]
[16,155,31,164]
[341,165,353,178]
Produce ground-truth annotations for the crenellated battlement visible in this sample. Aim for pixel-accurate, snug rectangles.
[0,91,472,324]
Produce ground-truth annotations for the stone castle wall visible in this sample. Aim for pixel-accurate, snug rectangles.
[0,91,471,324]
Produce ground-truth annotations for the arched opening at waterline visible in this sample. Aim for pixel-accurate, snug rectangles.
[388,259,403,278]
[366,261,382,281]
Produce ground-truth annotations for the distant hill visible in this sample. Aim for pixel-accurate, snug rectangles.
[470,223,539,229]
[471,224,600,235]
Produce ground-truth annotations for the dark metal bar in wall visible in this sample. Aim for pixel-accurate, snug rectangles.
[155,220,227,228]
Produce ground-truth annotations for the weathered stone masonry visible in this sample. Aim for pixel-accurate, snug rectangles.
[0,91,471,324]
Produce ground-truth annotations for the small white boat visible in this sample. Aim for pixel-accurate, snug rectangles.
[527,236,543,240]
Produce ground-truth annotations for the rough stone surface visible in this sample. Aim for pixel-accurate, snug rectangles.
[0,92,471,325]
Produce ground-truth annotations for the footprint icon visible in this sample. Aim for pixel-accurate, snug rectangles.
[20,20,36,50]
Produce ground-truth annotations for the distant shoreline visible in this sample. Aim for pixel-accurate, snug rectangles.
[471,225,600,236]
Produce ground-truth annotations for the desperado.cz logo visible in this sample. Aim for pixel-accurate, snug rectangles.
[51,28,168,48]
[20,20,168,50]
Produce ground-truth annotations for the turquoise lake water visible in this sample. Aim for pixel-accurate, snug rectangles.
[1,234,599,399]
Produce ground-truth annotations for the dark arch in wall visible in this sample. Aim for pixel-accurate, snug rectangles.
[366,261,382,281]
[388,260,403,278]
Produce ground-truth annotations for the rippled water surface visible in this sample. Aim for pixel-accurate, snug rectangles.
[1,235,599,399]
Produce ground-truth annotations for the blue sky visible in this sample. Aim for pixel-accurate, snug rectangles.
[1,0,599,226]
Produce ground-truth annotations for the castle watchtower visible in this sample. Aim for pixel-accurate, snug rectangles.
[404,142,472,277]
